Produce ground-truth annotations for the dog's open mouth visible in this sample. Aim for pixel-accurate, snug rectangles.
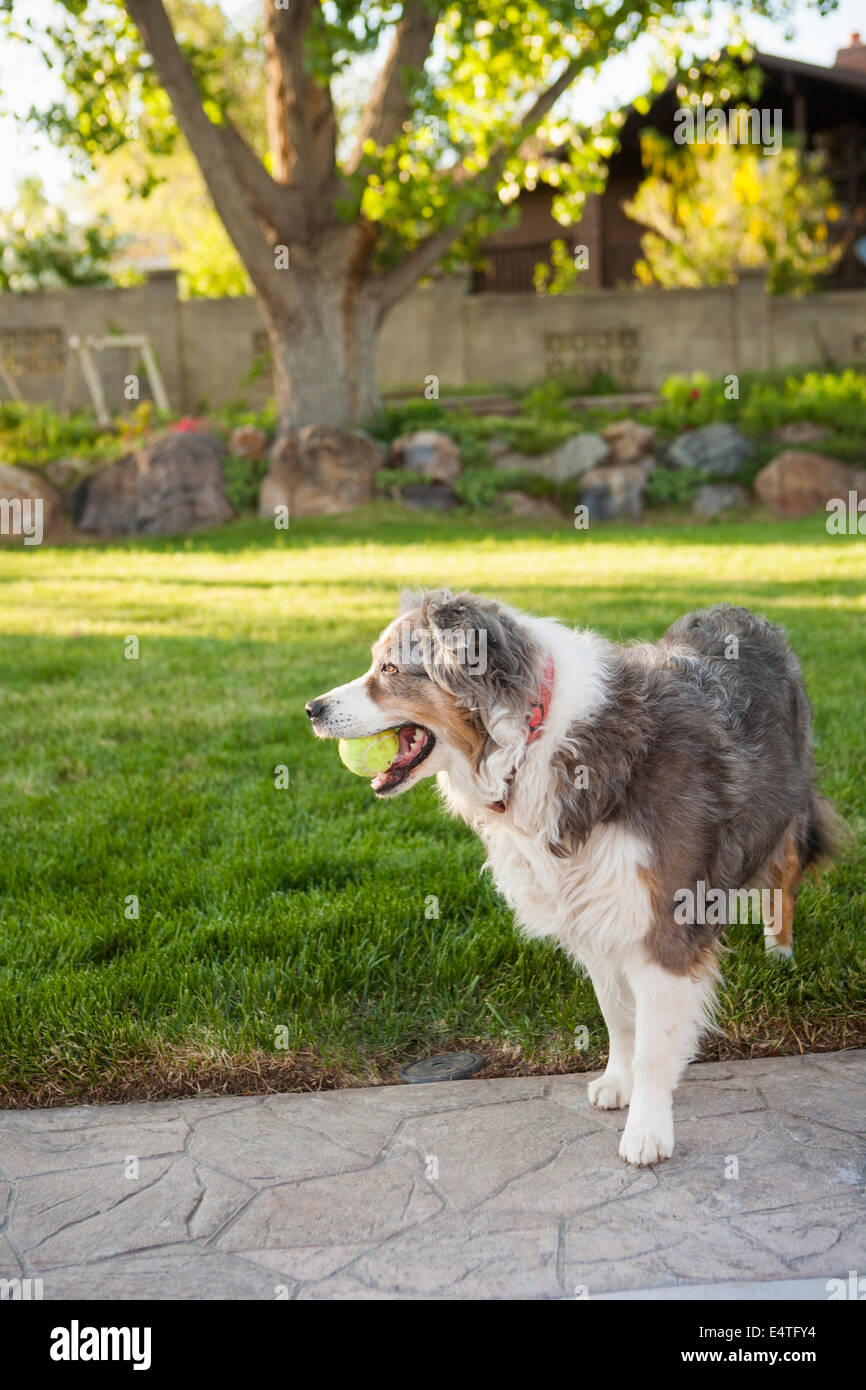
[371,724,436,794]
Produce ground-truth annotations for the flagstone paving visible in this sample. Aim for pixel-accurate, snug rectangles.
[1,1050,863,1300]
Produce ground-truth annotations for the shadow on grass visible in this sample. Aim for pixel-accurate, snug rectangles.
[9,505,859,556]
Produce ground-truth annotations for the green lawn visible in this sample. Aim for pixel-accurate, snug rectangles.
[1,507,864,1105]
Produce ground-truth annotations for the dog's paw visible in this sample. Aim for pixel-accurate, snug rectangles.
[619,1117,674,1166]
[764,940,793,961]
[588,1071,632,1110]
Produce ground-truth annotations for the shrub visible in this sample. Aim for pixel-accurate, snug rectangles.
[376,464,560,512]
[206,400,278,438]
[0,402,120,468]
[644,466,707,509]
[648,367,866,437]
[222,452,269,515]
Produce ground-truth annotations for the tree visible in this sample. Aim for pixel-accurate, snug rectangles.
[624,129,843,294]
[5,1,838,430]
[79,2,262,297]
[0,176,124,292]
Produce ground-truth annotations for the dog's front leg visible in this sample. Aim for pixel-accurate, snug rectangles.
[618,959,713,1166]
[587,967,635,1110]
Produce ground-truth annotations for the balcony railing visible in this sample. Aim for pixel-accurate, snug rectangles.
[470,242,554,294]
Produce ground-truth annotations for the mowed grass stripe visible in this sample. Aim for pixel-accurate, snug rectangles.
[0,510,863,1104]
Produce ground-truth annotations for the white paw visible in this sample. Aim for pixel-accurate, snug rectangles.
[588,1071,632,1110]
[765,940,793,960]
[619,1117,674,1166]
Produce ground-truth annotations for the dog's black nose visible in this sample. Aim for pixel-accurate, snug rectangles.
[305,698,326,720]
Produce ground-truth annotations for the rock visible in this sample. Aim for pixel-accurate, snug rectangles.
[486,436,512,462]
[773,422,828,445]
[494,433,609,483]
[43,456,101,491]
[542,433,609,482]
[602,419,655,464]
[499,491,563,521]
[0,462,67,544]
[667,423,753,477]
[258,455,292,519]
[753,451,866,518]
[578,460,653,522]
[388,430,461,484]
[78,430,233,536]
[693,483,751,518]
[401,482,458,512]
[228,425,267,461]
[259,425,381,519]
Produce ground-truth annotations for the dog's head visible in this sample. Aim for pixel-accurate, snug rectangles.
[305,589,542,800]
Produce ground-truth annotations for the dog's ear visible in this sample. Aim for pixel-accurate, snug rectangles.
[398,586,430,616]
[420,591,540,742]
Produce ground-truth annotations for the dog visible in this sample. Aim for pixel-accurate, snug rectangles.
[305,590,838,1165]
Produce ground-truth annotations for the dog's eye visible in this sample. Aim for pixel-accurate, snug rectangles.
[381,662,398,675]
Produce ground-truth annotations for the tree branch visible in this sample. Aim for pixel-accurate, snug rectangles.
[373,57,583,310]
[262,0,312,183]
[345,1,439,175]
[125,0,288,301]
[218,118,307,238]
[262,0,340,226]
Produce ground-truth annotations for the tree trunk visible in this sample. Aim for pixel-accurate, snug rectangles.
[260,263,383,433]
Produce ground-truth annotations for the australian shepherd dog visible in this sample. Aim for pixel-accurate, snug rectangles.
[306,591,837,1166]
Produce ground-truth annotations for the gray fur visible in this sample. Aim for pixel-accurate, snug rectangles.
[383,594,838,974]
[409,588,541,730]
[549,604,838,971]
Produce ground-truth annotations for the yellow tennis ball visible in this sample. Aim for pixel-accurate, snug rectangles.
[338,729,400,777]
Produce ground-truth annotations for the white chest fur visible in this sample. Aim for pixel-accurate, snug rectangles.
[481,820,654,970]
[435,615,653,969]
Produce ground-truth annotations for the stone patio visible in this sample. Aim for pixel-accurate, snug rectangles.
[1,1050,863,1300]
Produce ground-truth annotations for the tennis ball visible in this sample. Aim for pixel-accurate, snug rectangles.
[338,728,400,777]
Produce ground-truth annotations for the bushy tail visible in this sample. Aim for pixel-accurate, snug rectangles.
[802,792,846,872]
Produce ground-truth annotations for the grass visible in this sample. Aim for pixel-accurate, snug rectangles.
[0,507,864,1106]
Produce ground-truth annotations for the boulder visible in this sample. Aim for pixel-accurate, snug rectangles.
[773,421,828,446]
[259,425,381,519]
[486,436,512,462]
[602,418,655,464]
[500,491,562,521]
[578,460,653,522]
[401,482,458,512]
[693,483,751,518]
[494,432,609,483]
[753,451,866,518]
[228,425,268,460]
[258,453,293,519]
[0,462,67,544]
[43,456,101,492]
[667,423,753,477]
[388,430,461,484]
[78,430,233,536]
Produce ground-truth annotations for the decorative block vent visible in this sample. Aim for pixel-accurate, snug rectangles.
[0,328,65,373]
[543,327,639,384]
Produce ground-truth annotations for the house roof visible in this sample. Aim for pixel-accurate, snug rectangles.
[753,47,866,94]
[601,44,866,169]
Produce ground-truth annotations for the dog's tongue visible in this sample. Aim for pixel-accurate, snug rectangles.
[394,726,424,764]
[372,726,427,788]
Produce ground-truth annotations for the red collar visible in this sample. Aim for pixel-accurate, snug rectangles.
[488,656,555,814]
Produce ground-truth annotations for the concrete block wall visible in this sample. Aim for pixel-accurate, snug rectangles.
[0,269,863,418]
